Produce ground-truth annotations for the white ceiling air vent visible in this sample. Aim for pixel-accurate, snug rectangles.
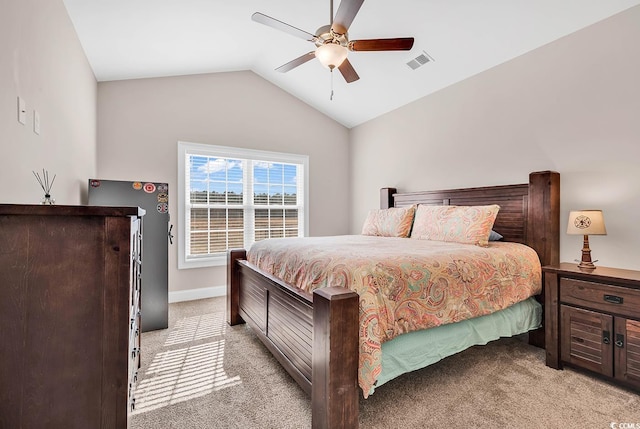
[406,51,434,70]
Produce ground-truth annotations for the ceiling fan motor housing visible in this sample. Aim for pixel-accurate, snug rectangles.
[315,25,349,48]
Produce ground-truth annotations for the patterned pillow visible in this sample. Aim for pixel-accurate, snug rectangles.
[361,205,416,238]
[410,204,500,247]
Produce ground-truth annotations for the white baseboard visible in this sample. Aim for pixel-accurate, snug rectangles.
[168,285,226,303]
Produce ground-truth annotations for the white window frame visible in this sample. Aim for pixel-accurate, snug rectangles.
[177,141,309,269]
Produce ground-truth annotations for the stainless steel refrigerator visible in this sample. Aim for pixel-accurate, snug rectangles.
[88,179,170,332]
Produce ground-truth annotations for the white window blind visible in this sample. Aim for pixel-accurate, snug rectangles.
[178,141,308,269]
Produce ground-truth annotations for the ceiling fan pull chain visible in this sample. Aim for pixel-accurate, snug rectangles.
[330,68,334,101]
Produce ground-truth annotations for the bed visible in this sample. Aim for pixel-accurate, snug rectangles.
[226,170,560,428]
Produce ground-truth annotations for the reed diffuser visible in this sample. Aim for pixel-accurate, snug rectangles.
[33,169,56,205]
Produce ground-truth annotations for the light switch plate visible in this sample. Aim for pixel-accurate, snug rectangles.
[18,97,26,124]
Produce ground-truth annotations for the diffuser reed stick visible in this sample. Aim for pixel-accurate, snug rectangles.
[33,169,56,205]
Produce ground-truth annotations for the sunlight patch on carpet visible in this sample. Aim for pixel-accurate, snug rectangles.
[164,313,226,346]
[131,340,241,414]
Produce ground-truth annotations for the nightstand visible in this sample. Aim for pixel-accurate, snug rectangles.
[543,263,640,390]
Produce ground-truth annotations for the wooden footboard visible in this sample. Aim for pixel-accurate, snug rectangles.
[227,249,360,429]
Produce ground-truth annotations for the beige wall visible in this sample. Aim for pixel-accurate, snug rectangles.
[350,6,640,270]
[0,0,97,204]
[97,71,350,294]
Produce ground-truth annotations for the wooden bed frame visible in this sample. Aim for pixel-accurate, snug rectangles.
[227,170,560,429]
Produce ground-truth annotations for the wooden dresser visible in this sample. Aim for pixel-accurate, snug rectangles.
[0,204,144,428]
[544,263,640,391]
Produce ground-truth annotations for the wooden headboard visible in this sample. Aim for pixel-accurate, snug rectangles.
[380,171,560,267]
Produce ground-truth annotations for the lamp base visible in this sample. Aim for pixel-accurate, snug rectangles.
[577,234,597,270]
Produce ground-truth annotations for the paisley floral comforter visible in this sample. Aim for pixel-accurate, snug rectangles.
[247,235,542,397]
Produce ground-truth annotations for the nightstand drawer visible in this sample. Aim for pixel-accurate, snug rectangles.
[560,278,640,318]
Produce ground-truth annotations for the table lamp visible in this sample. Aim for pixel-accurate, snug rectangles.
[566,210,607,270]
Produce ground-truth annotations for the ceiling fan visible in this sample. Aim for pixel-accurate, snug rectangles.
[252,0,415,83]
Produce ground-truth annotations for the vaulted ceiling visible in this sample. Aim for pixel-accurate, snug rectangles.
[63,0,640,128]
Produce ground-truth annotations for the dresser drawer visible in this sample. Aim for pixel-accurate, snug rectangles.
[560,277,640,319]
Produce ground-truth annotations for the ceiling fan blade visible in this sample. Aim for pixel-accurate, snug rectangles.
[349,37,415,52]
[338,58,360,83]
[275,52,316,73]
[252,12,316,42]
[331,0,365,34]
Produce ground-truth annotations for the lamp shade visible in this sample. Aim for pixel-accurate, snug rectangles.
[315,43,348,69]
[567,210,607,235]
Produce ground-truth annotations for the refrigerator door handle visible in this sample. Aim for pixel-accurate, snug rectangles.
[168,224,174,245]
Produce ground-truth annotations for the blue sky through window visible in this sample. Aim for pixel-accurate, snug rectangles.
[189,156,298,196]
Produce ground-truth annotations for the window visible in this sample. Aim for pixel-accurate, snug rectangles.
[178,141,308,268]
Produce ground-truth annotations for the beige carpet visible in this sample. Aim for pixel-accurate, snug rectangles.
[130,297,639,429]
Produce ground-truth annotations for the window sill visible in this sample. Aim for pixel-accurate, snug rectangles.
[178,254,227,269]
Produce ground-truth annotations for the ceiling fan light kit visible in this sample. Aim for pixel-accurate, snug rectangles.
[315,43,348,69]
[251,0,414,84]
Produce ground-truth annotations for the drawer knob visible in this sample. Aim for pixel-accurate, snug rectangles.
[615,333,624,348]
[603,330,610,345]
[603,294,623,304]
